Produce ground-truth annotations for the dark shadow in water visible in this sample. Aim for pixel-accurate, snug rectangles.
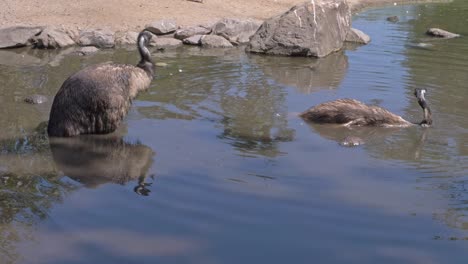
[49,134,155,195]
[249,51,349,94]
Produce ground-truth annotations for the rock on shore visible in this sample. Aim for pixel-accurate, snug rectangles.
[0,26,43,48]
[246,0,351,57]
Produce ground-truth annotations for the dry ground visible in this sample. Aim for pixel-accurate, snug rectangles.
[0,0,443,31]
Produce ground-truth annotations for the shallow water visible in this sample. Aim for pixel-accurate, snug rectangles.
[1,2,468,263]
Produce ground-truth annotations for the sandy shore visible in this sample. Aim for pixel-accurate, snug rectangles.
[0,0,447,32]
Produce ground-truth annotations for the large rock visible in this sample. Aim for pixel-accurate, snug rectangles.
[426,28,460,39]
[212,18,262,45]
[200,35,233,48]
[78,28,115,48]
[345,28,370,44]
[0,26,43,48]
[145,20,178,35]
[246,0,351,57]
[174,26,211,40]
[32,26,76,49]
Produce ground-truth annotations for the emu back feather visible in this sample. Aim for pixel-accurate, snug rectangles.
[300,99,412,127]
[48,63,151,137]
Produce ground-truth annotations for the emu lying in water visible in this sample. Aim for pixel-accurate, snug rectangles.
[47,31,154,137]
[300,88,432,127]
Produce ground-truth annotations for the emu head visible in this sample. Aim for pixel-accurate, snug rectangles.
[138,31,153,47]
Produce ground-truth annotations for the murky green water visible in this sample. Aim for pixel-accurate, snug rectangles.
[1,2,468,263]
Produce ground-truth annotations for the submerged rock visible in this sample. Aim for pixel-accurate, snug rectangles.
[386,16,399,23]
[406,42,434,50]
[0,26,43,48]
[76,46,99,56]
[339,136,365,147]
[24,94,48,104]
[426,28,460,39]
[345,28,371,44]
[246,0,351,57]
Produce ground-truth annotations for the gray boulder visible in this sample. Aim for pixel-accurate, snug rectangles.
[150,38,183,49]
[183,34,204,45]
[345,28,370,44]
[115,31,139,45]
[0,26,43,48]
[212,18,262,45]
[200,35,233,48]
[174,26,211,40]
[145,20,178,35]
[32,26,76,49]
[426,28,460,39]
[247,0,351,57]
[79,28,115,48]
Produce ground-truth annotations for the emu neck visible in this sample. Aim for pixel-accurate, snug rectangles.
[418,99,432,126]
[137,41,154,77]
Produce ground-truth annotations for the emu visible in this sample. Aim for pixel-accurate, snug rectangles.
[47,30,154,137]
[300,88,432,127]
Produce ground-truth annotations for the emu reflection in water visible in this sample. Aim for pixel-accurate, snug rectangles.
[49,135,155,195]
[307,122,428,159]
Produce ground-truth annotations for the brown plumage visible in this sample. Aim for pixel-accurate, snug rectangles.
[300,88,432,127]
[47,31,154,137]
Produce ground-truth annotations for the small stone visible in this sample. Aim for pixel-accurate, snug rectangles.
[200,35,233,48]
[183,34,204,45]
[155,62,168,67]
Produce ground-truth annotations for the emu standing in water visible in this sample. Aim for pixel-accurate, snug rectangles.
[300,88,432,127]
[47,31,154,137]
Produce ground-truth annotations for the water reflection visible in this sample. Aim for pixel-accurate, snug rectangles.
[49,134,155,195]
[250,51,349,93]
